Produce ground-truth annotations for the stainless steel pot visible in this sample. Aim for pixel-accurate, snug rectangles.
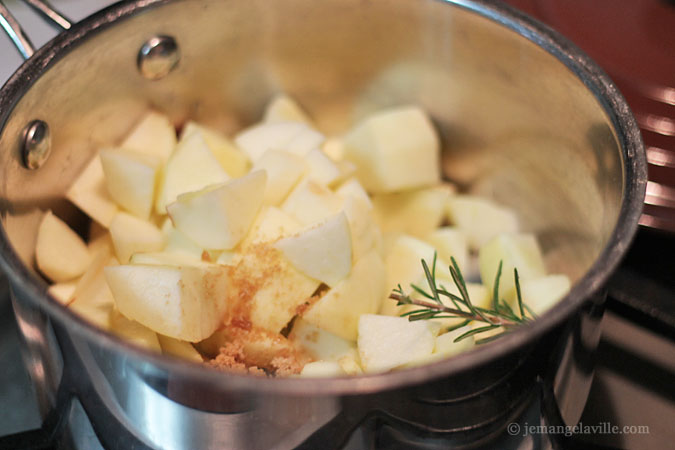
[0,0,646,448]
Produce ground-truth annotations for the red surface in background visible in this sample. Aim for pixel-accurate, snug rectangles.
[502,0,675,229]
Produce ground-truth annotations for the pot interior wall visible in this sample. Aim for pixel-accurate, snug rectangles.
[0,0,622,320]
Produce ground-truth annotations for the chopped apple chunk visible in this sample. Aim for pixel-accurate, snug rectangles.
[36,211,91,282]
[506,274,570,316]
[167,170,266,250]
[104,264,230,342]
[109,309,161,352]
[343,106,440,193]
[240,206,302,248]
[121,111,176,164]
[290,319,355,361]
[66,156,119,227]
[263,95,312,124]
[99,147,160,220]
[304,148,342,186]
[181,122,249,178]
[358,314,441,373]
[236,245,321,334]
[275,212,352,287]
[155,132,230,214]
[235,122,323,162]
[157,335,203,362]
[109,212,166,263]
[371,186,452,238]
[447,195,519,249]
[424,227,468,273]
[281,179,343,226]
[251,150,306,206]
[302,249,386,341]
[478,232,546,300]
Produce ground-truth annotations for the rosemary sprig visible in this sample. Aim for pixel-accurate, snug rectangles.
[389,253,534,343]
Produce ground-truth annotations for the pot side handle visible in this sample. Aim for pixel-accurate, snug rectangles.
[0,0,71,59]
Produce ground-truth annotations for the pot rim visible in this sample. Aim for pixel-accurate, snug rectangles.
[0,0,646,396]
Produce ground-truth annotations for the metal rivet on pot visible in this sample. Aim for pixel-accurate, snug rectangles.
[137,35,180,80]
[21,120,51,170]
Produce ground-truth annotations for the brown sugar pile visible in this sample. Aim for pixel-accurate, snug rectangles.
[207,342,266,376]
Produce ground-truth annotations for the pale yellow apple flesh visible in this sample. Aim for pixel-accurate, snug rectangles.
[275,212,352,287]
[155,132,230,214]
[302,249,386,341]
[121,111,176,164]
[251,149,306,206]
[104,264,230,342]
[343,106,440,193]
[263,95,312,124]
[109,212,166,263]
[181,122,249,178]
[99,147,160,220]
[35,211,91,282]
[167,170,266,250]
[357,314,441,373]
[66,156,119,227]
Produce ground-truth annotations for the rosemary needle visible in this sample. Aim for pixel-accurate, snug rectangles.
[389,252,533,343]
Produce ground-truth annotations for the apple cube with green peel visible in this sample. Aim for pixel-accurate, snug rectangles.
[275,212,352,287]
[302,249,386,341]
[424,227,469,274]
[121,111,176,164]
[181,122,250,178]
[36,211,91,283]
[66,156,119,227]
[109,308,161,352]
[167,170,266,250]
[506,274,571,316]
[104,264,230,342]
[478,232,546,301]
[263,95,312,125]
[155,132,230,214]
[342,106,440,193]
[371,186,452,238]
[251,150,306,206]
[446,195,519,249]
[357,314,441,373]
[281,179,344,226]
[157,334,203,363]
[109,212,166,263]
[99,148,160,220]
